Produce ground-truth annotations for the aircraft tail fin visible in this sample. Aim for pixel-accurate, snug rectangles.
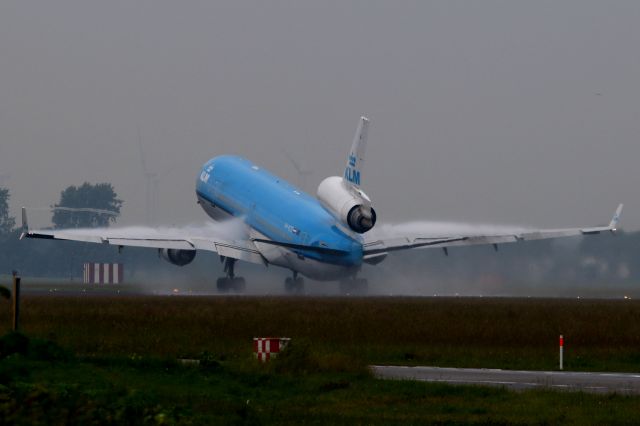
[344,116,369,188]
[609,203,624,230]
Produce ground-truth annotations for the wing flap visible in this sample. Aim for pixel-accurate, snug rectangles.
[107,238,195,250]
[213,241,266,265]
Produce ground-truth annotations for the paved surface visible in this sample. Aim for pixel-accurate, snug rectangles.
[371,366,640,394]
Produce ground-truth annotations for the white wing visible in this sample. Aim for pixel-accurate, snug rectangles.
[19,208,266,265]
[363,204,623,260]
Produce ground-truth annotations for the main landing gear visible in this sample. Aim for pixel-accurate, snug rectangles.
[216,258,246,293]
[285,271,304,294]
[339,277,368,295]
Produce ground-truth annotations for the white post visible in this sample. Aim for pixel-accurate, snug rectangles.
[559,334,564,370]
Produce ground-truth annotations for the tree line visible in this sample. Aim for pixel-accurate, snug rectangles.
[0,183,146,279]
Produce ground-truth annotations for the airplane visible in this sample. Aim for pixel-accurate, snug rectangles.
[21,117,623,294]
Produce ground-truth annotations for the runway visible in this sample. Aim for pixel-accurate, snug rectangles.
[371,366,640,394]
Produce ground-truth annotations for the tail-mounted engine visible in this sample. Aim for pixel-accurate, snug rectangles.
[160,248,196,266]
[317,176,376,234]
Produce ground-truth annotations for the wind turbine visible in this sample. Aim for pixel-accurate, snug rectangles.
[137,127,174,225]
[0,146,10,186]
[283,149,313,193]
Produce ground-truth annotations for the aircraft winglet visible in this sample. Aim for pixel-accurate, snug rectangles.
[609,203,624,230]
[20,207,29,239]
[344,116,369,188]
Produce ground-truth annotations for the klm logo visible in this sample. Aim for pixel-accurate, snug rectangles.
[284,223,300,235]
[345,167,360,185]
[349,154,357,167]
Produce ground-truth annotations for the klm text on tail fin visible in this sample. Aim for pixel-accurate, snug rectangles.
[344,116,369,188]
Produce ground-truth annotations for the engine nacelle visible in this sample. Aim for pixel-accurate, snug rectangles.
[317,176,377,234]
[160,248,196,266]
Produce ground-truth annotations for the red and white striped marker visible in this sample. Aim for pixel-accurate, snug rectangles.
[559,334,564,370]
[253,337,290,362]
[83,263,124,284]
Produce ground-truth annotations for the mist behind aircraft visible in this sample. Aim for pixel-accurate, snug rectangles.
[371,221,532,240]
[0,1,637,231]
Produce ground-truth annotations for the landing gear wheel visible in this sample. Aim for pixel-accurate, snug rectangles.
[285,276,305,294]
[216,277,246,293]
[216,277,230,293]
[232,277,246,293]
[216,257,246,293]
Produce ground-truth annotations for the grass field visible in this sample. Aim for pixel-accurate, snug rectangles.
[8,295,640,371]
[1,295,640,424]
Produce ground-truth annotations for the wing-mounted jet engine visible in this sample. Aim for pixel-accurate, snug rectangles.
[159,248,196,266]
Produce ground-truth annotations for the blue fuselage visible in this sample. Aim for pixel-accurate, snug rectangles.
[195,156,363,278]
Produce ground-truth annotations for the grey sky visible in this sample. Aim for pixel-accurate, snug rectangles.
[1,1,638,230]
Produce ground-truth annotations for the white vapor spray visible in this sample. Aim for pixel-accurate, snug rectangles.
[28,206,120,217]
[364,220,542,297]
[27,206,248,241]
[88,218,252,295]
[24,206,629,297]
[57,217,249,242]
[369,220,532,240]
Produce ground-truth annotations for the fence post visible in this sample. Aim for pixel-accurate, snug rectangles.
[12,274,20,332]
[559,334,564,370]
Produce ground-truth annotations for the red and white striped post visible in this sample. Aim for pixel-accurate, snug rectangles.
[253,337,290,362]
[559,334,564,370]
[83,263,124,284]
